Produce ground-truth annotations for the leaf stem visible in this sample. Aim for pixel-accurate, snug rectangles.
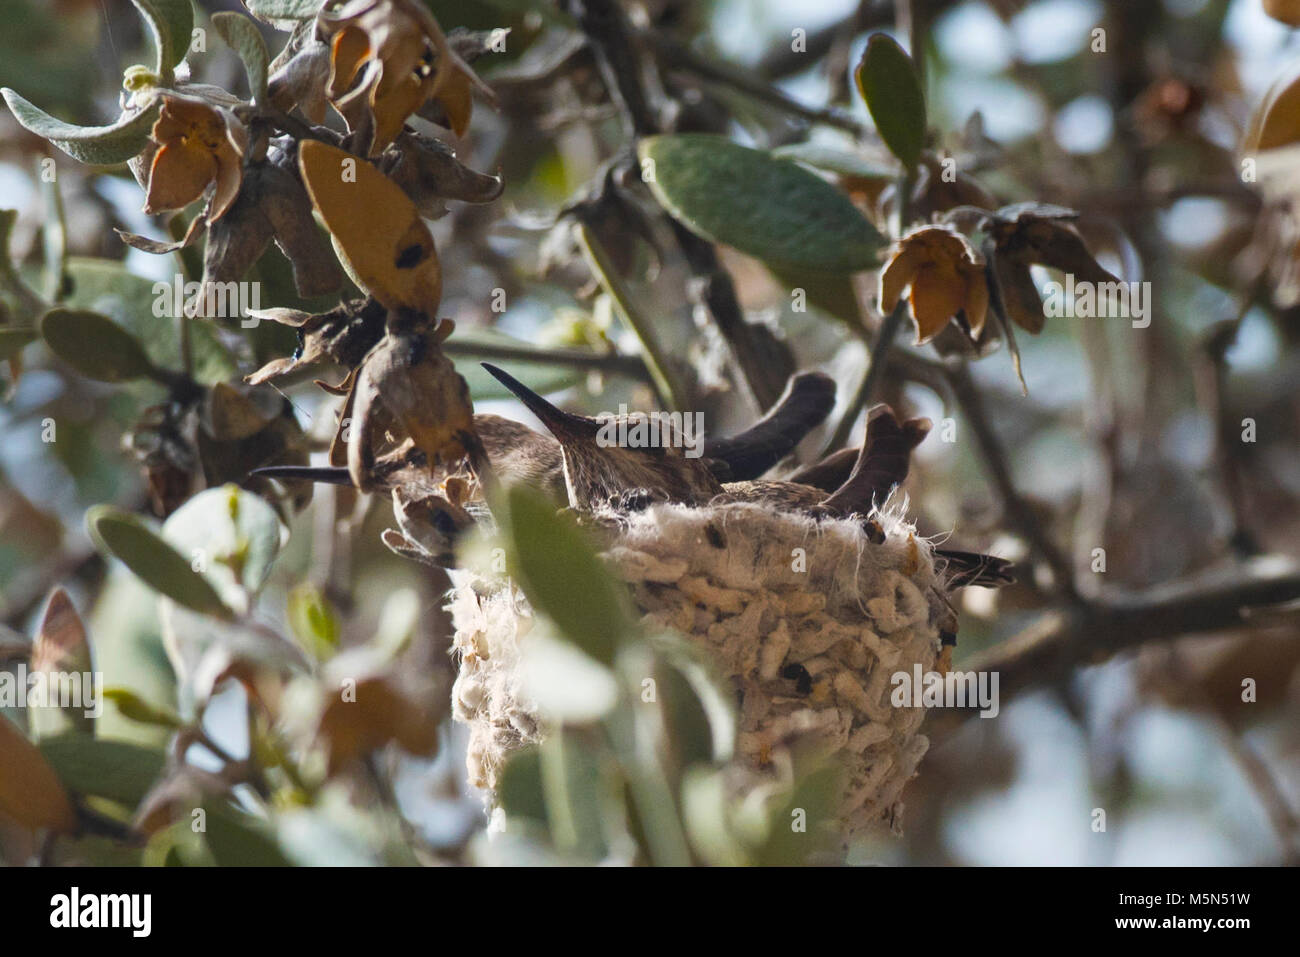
[822,298,908,454]
[576,221,688,411]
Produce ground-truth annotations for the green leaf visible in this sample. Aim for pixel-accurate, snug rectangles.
[656,645,735,768]
[855,34,927,172]
[752,764,844,866]
[102,688,184,729]
[1,90,160,166]
[202,801,292,866]
[539,728,609,859]
[162,484,284,598]
[495,484,633,666]
[211,12,270,101]
[287,582,340,661]
[87,505,233,619]
[680,767,749,866]
[38,734,167,807]
[0,329,36,361]
[518,632,619,723]
[62,258,239,385]
[132,0,194,75]
[766,263,862,327]
[497,746,548,824]
[40,308,155,382]
[638,134,884,274]
[771,143,899,181]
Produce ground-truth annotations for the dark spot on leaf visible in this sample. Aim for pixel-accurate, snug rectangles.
[395,244,424,269]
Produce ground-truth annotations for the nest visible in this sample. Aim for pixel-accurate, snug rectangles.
[448,499,945,837]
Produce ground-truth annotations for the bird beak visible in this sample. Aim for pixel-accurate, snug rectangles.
[250,465,355,486]
[480,363,600,440]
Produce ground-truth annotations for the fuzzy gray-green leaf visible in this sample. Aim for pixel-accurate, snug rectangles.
[638,134,884,274]
[87,506,233,619]
[132,0,194,74]
[212,12,270,101]
[1,90,159,165]
[40,308,155,382]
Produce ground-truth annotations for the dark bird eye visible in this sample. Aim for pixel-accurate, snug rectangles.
[432,510,459,536]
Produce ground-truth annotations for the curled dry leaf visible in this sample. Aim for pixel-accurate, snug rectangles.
[984,203,1119,334]
[381,129,503,220]
[244,296,387,385]
[269,36,333,124]
[320,0,494,153]
[880,224,989,344]
[199,150,344,309]
[383,486,474,567]
[30,588,94,737]
[343,318,478,490]
[145,96,247,222]
[315,674,439,776]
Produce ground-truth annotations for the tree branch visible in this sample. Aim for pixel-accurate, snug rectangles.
[928,567,1300,734]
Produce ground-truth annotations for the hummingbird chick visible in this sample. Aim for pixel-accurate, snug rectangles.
[481,363,726,509]
[718,403,931,518]
[255,369,837,505]
[702,371,836,481]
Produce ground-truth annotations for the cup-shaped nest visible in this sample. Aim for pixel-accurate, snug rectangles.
[449,498,945,837]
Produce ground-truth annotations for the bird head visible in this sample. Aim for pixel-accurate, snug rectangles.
[481,363,723,509]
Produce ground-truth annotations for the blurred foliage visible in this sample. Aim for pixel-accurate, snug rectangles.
[0,0,1298,867]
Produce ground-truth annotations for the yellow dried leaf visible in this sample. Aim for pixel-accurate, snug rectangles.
[909,262,966,343]
[879,240,926,312]
[298,140,442,313]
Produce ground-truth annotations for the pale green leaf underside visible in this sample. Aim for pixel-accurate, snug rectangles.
[212,12,270,101]
[132,0,195,74]
[2,89,158,165]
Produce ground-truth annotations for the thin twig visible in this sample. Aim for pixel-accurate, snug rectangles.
[927,567,1300,736]
[945,362,1079,601]
[823,299,908,454]
[566,0,795,410]
[648,33,873,139]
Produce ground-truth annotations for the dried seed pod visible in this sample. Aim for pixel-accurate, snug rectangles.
[344,316,480,491]
[818,405,933,516]
[381,130,503,220]
[244,297,388,385]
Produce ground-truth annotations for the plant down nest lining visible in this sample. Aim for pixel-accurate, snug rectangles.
[448,497,945,837]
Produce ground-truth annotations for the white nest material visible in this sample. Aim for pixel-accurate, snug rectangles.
[449,498,944,837]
